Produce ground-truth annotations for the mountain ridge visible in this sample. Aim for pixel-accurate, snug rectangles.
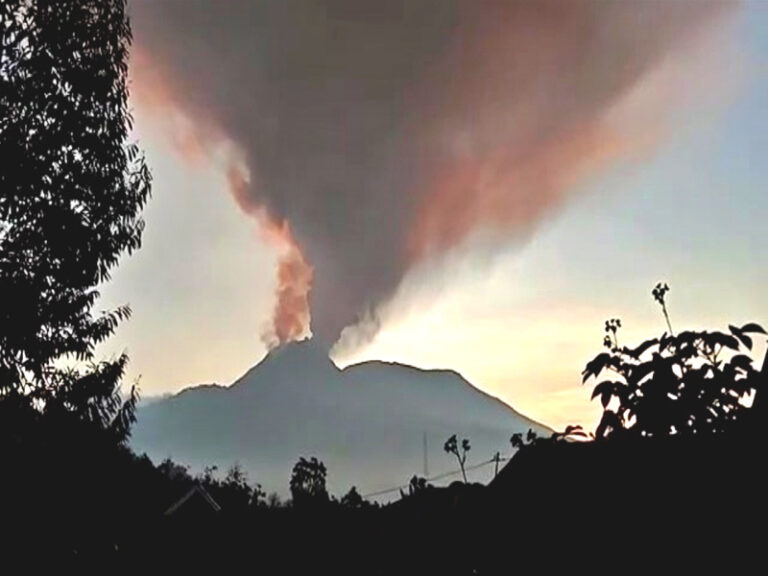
[131,340,550,499]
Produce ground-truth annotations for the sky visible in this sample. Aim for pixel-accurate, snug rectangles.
[98,0,768,432]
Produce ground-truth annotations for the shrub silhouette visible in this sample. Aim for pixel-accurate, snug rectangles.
[583,283,766,439]
[510,428,543,450]
[194,462,264,512]
[340,486,370,509]
[399,475,431,499]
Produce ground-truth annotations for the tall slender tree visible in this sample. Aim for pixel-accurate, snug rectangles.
[0,0,150,442]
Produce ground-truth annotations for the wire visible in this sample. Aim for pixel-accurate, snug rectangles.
[361,455,511,500]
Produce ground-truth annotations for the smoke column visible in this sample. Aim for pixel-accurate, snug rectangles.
[227,167,313,347]
[128,0,736,350]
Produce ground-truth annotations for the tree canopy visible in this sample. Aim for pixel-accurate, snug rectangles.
[290,457,329,507]
[0,0,150,442]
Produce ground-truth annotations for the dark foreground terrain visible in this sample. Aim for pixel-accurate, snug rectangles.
[2,420,765,574]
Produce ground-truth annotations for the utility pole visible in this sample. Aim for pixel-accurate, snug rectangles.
[423,431,429,478]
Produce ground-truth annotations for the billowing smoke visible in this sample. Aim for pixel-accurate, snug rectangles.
[227,166,313,347]
[128,0,735,350]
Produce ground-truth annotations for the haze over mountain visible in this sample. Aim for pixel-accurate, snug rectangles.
[131,339,549,498]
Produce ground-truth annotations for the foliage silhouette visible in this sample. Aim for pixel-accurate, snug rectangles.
[549,424,589,442]
[0,1,152,561]
[290,456,329,507]
[399,474,431,499]
[340,486,370,509]
[0,0,150,442]
[193,462,265,513]
[265,491,287,509]
[652,282,674,334]
[443,434,471,482]
[583,283,766,439]
[510,427,542,450]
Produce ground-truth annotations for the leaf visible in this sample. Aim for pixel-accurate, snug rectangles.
[676,331,698,346]
[729,355,754,372]
[623,338,659,360]
[659,332,674,351]
[595,410,622,440]
[728,325,753,350]
[740,323,767,335]
[591,381,608,400]
[627,361,654,387]
[702,332,740,351]
[582,353,612,383]
[737,333,753,351]
[591,381,625,409]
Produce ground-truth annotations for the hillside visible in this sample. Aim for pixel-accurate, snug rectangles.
[131,340,549,498]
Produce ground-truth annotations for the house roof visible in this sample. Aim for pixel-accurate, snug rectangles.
[164,483,222,516]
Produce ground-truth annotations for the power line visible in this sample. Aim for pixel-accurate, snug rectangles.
[361,456,511,500]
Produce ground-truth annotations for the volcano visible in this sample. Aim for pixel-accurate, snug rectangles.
[131,340,549,499]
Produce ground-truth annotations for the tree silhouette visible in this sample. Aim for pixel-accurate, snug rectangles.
[195,462,264,512]
[340,486,368,509]
[265,491,286,509]
[583,283,766,439]
[0,0,150,441]
[443,434,471,482]
[399,475,430,499]
[200,465,219,485]
[290,457,328,507]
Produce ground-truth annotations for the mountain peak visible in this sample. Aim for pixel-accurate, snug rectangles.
[263,337,335,368]
[133,340,550,499]
[231,338,339,390]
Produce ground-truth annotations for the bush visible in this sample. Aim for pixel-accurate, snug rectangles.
[583,283,765,439]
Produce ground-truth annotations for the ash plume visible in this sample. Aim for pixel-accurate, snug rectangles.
[128,0,736,350]
[227,166,313,348]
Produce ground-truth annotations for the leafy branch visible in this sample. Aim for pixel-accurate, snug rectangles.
[444,434,471,483]
[583,283,766,439]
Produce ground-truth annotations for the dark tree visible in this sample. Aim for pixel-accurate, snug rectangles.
[222,462,265,510]
[583,283,766,439]
[195,462,264,512]
[340,486,367,509]
[0,0,150,442]
[290,456,329,507]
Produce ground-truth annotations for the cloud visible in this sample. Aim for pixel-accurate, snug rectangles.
[128,0,737,350]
